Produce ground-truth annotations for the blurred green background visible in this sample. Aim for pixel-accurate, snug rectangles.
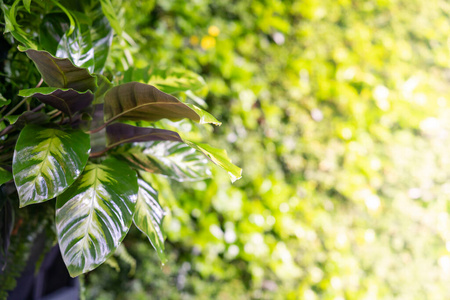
[86,0,450,299]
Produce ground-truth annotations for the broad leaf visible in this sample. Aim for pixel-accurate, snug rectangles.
[89,12,113,73]
[56,158,138,277]
[13,125,90,206]
[186,141,242,183]
[103,82,217,125]
[106,123,182,149]
[134,179,166,263]
[0,167,12,185]
[23,49,97,92]
[19,87,93,117]
[56,23,95,73]
[10,111,49,129]
[124,141,211,182]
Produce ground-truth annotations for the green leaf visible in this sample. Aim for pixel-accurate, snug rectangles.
[19,87,93,117]
[185,141,242,183]
[103,82,217,125]
[124,67,207,94]
[56,158,138,277]
[22,49,97,92]
[12,125,90,206]
[133,179,166,263]
[39,13,69,55]
[0,93,11,108]
[93,74,113,104]
[124,141,211,182]
[56,23,95,73]
[0,2,37,49]
[100,0,122,36]
[0,167,12,185]
[89,13,113,73]
[22,0,31,13]
[185,103,221,125]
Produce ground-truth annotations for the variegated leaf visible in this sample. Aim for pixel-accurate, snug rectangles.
[56,158,138,277]
[134,179,166,263]
[12,125,90,206]
[125,141,211,182]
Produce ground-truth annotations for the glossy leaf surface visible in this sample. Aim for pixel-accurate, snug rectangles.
[23,49,97,92]
[13,125,90,206]
[186,141,242,183]
[19,87,93,117]
[133,179,166,263]
[106,123,182,148]
[56,158,138,277]
[125,141,211,182]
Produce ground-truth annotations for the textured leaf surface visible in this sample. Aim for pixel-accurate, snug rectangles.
[106,123,182,148]
[56,158,138,277]
[13,125,90,206]
[103,82,200,123]
[125,141,211,182]
[23,49,97,92]
[134,179,166,263]
[19,87,93,116]
[0,167,12,185]
[186,141,242,183]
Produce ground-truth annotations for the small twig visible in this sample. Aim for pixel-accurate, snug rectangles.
[0,78,43,123]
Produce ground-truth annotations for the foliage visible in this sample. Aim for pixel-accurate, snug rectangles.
[83,0,450,299]
[0,0,240,292]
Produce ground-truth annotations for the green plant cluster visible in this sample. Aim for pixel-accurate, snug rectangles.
[0,0,240,293]
[84,0,450,299]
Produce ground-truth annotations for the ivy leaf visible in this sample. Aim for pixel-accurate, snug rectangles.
[12,125,90,206]
[19,87,93,117]
[56,158,138,277]
[103,82,218,125]
[106,123,182,149]
[0,167,12,185]
[22,49,97,92]
[185,141,242,183]
[124,141,211,182]
[134,179,166,263]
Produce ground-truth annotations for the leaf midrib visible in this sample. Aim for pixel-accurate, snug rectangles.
[30,130,57,195]
[107,102,197,123]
